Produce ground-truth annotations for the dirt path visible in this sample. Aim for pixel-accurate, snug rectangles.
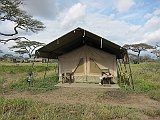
[2,87,160,110]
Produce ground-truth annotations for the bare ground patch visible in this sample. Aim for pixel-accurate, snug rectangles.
[2,87,160,110]
[98,90,160,109]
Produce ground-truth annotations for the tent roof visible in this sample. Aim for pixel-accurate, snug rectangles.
[37,27,127,59]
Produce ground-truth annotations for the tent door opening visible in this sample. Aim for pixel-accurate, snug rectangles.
[74,57,101,82]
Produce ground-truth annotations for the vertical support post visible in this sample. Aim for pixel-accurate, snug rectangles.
[127,53,134,90]
[44,57,49,79]
[117,60,121,86]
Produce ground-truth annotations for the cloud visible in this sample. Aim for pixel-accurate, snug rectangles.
[61,3,87,28]
[0,21,15,34]
[82,13,133,45]
[21,0,57,19]
[129,25,141,32]
[80,0,110,12]
[142,29,160,44]
[144,9,160,19]
[153,9,160,16]
[116,0,135,13]
[144,13,152,19]
[1,0,160,56]
[139,11,160,44]
[144,16,160,32]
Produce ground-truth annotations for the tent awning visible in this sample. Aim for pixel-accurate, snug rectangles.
[37,27,127,59]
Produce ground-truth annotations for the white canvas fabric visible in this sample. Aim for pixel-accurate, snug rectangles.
[58,45,117,83]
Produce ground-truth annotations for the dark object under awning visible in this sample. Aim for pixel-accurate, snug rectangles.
[37,27,127,59]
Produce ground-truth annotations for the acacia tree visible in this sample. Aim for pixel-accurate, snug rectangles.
[0,0,45,43]
[9,40,45,58]
[151,42,160,58]
[2,54,14,61]
[14,50,27,57]
[123,43,154,64]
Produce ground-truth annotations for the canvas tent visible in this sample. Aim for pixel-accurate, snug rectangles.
[37,27,127,83]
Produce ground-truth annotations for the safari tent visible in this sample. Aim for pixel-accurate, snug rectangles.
[37,27,127,83]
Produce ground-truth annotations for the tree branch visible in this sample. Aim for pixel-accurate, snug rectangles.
[0,24,19,36]
[0,37,30,44]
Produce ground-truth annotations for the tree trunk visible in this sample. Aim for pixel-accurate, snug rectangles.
[137,51,140,64]
[29,54,32,58]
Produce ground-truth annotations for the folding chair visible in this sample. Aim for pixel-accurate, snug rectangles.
[62,70,74,84]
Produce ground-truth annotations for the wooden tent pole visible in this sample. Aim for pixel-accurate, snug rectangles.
[44,57,49,79]
[117,59,122,85]
[44,52,52,79]
[127,53,134,90]
[121,50,134,90]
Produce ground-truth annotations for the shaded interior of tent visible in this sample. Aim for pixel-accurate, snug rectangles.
[37,27,128,84]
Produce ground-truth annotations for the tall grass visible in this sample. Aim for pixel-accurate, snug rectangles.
[117,59,160,101]
[0,77,5,84]
[0,62,59,93]
[1,97,158,120]
[0,77,5,93]
[125,59,160,101]
[7,73,59,93]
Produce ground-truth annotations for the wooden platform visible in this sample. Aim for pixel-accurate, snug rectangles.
[55,83,120,89]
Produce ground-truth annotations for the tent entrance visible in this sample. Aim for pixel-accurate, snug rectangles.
[74,58,85,74]
[89,58,101,74]
[74,57,101,82]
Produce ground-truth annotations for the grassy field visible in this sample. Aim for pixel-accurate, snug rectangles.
[0,62,59,93]
[0,60,160,120]
[131,60,160,101]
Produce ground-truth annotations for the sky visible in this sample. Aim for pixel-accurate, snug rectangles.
[0,0,160,56]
